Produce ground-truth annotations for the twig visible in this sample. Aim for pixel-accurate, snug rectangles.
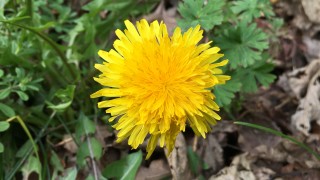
[84,121,100,180]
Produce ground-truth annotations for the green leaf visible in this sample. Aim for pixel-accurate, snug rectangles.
[0,142,3,153]
[215,22,268,68]
[60,167,77,180]
[76,113,96,141]
[50,150,64,180]
[178,0,225,31]
[76,138,102,166]
[47,85,75,111]
[50,150,63,172]
[234,54,276,93]
[0,103,15,117]
[213,78,241,107]
[187,147,209,175]
[231,0,274,23]
[102,151,143,180]
[0,121,10,132]
[0,87,11,100]
[0,69,3,77]
[16,140,36,158]
[15,91,29,101]
[20,155,42,179]
[0,47,33,68]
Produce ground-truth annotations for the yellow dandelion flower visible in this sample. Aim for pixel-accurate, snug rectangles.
[91,19,230,159]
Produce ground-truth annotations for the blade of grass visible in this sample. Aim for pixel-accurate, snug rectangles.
[5,112,56,180]
[234,121,320,160]
[7,116,39,162]
[29,126,50,180]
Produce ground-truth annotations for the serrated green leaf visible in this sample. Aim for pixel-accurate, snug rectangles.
[231,0,274,23]
[213,79,241,107]
[0,121,10,132]
[0,103,15,117]
[102,151,142,180]
[215,22,268,68]
[178,0,225,31]
[234,54,276,93]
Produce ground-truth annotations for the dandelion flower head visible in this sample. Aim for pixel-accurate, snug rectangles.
[91,19,230,158]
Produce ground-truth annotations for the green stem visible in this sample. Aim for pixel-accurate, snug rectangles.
[5,111,56,180]
[26,0,33,20]
[0,20,76,81]
[234,121,320,161]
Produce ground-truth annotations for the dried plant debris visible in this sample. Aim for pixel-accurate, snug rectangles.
[301,0,320,24]
[209,153,276,180]
[166,134,192,180]
[278,59,320,135]
[136,159,171,180]
[196,134,224,173]
[291,68,320,135]
[278,59,320,99]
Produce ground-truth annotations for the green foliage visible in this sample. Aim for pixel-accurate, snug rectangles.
[46,85,76,112]
[178,0,225,31]
[187,147,209,175]
[178,0,280,107]
[0,121,10,153]
[0,0,159,178]
[20,155,42,180]
[102,151,143,180]
[231,0,274,23]
[215,22,269,68]
[233,54,276,93]
[213,79,241,107]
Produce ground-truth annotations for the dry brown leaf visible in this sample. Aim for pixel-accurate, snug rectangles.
[285,60,320,98]
[301,0,320,24]
[303,36,320,60]
[60,134,78,154]
[209,153,256,180]
[196,134,224,173]
[166,133,192,180]
[136,159,171,180]
[142,0,177,34]
[291,61,320,135]
[95,125,113,148]
[238,118,282,153]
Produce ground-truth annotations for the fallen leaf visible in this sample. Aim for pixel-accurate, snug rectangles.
[166,133,192,180]
[136,159,171,180]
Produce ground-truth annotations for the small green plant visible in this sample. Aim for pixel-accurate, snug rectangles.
[178,0,282,107]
